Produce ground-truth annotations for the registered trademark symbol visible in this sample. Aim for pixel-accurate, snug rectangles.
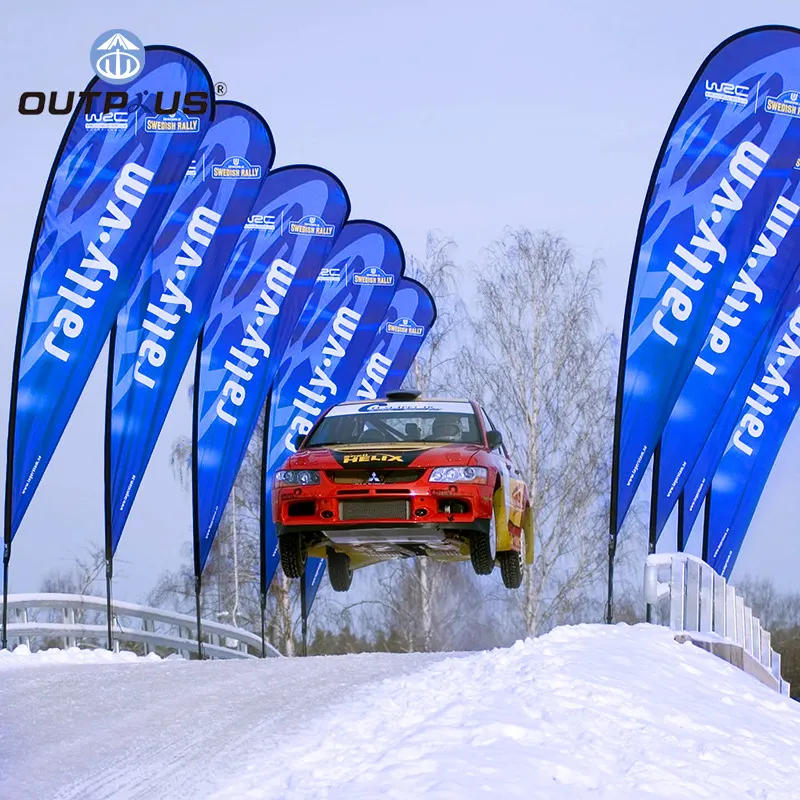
[215,82,227,96]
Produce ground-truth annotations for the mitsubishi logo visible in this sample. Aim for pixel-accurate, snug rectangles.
[368,472,381,484]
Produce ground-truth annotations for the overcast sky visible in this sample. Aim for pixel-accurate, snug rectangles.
[2,0,800,599]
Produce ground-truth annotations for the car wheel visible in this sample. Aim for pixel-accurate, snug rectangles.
[279,532,307,579]
[470,517,496,576]
[327,547,353,592]
[498,533,524,589]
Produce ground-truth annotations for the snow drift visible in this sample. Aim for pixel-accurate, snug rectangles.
[0,644,164,670]
[2,624,799,799]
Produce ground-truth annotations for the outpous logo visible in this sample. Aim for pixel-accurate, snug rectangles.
[20,30,210,118]
[90,30,145,84]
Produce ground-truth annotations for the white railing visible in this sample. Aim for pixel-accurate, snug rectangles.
[1,593,281,659]
[643,553,788,695]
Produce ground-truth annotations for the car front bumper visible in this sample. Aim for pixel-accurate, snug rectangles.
[273,479,494,542]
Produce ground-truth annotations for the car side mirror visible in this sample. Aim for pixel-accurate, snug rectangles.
[486,430,503,450]
[292,433,306,451]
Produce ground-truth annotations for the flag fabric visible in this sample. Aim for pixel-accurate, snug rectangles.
[654,197,800,539]
[193,166,349,572]
[7,47,212,540]
[107,101,274,552]
[612,26,800,536]
[349,277,436,401]
[680,320,776,543]
[706,291,800,576]
[261,221,405,591]
[303,276,437,605]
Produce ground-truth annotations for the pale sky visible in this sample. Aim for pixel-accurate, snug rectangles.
[2,0,800,599]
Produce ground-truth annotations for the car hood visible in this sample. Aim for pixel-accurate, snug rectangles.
[285,442,485,470]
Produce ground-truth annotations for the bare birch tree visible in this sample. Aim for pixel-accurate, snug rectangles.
[406,232,463,395]
[152,228,624,652]
[361,233,484,651]
[459,228,615,635]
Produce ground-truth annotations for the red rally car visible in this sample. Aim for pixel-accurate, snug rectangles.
[273,391,534,592]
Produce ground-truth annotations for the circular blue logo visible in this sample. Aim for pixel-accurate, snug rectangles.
[90,30,145,85]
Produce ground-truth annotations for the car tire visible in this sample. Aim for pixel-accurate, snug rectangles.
[497,531,524,589]
[470,518,496,576]
[279,533,307,579]
[327,548,353,592]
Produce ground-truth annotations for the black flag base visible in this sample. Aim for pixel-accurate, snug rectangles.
[260,591,267,659]
[1,541,9,650]
[105,557,113,652]
[300,570,308,657]
[644,443,662,624]
[194,575,204,660]
[605,535,615,625]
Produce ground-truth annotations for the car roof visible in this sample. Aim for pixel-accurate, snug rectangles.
[329,398,475,408]
[323,398,478,416]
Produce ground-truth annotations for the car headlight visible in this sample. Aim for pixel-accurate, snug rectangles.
[429,466,488,484]
[274,469,321,487]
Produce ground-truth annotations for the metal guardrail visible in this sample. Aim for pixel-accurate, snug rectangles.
[0,593,282,659]
[644,553,788,695]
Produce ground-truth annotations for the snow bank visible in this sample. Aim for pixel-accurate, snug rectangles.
[3,624,799,798]
[0,644,165,669]
[214,623,800,799]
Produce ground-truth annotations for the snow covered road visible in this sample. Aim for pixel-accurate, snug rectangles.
[3,624,800,798]
[0,647,445,799]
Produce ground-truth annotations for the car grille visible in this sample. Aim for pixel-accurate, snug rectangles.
[339,499,410,521]
[328,469,424,485]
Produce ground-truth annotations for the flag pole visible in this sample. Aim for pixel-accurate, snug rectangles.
[645,442,662,623]
[300,568,308,657]
[103,326,118,651]
[259,394,271,657]
[194,575,204,659]
[260,590,267,658]
[191,338,204,659]
[1,543,9,651]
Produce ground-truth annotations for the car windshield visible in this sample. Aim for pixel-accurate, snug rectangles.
[306,407,482,446]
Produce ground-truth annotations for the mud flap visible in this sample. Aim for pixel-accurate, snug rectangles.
[523,504,534,565]
[493,488,512,551]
